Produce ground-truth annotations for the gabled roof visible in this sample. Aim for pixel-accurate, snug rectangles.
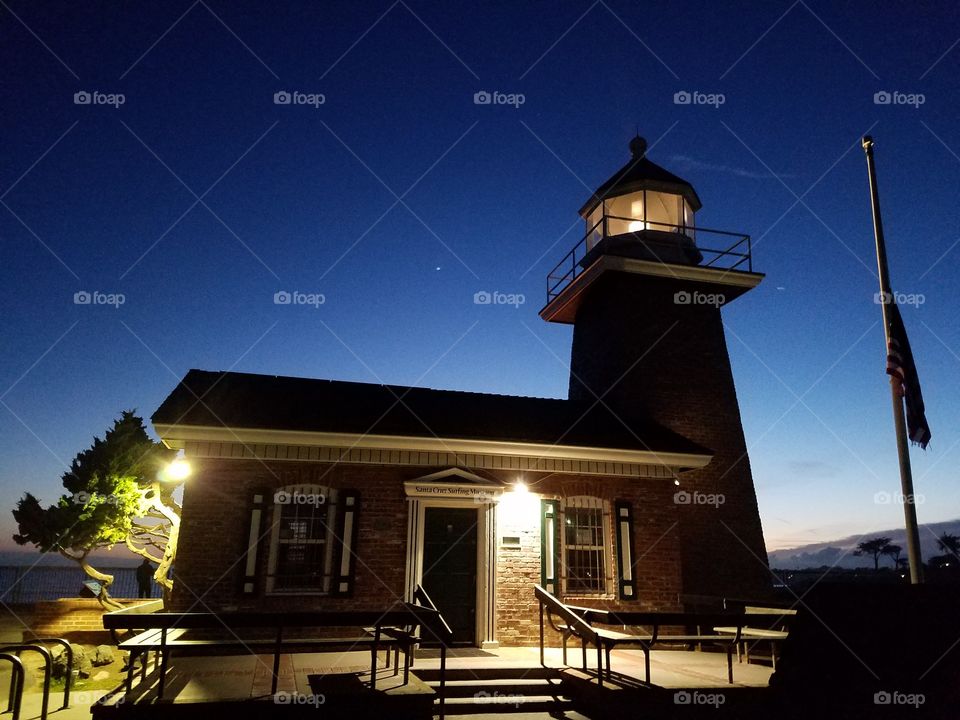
[152,369,711,462]
[579,137,702,216]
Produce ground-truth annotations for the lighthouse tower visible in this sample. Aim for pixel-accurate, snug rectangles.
[541,136,770,598]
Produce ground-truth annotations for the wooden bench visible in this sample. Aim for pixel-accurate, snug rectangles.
[535,585,784,685]
[713,605,795,669]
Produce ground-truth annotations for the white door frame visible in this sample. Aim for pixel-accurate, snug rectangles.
[405,496,498,648]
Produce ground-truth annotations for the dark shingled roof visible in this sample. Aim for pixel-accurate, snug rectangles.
[152,369,711,460]
[579,141,703,217]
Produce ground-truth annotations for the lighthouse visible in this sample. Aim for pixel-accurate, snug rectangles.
[541,136,770,598]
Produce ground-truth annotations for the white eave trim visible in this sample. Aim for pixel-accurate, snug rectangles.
[153,423,712,469]
[604,255,765,288]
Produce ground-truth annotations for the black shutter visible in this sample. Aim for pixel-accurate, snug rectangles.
[541,499,560,595]
[614,500,637,600]
[332,490,360,597]
[240,489,269,594]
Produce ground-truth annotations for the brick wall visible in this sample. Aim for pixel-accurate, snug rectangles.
[172,460,682,646]
[568,272,772,600]
[20,598,145,640]
[172,460,409,612]
[494,473,682,646]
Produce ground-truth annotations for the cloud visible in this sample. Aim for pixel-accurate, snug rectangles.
[669,154,797,180]
[767,518,960,568]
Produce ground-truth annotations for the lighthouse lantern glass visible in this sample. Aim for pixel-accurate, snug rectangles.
[586,190,694,246]
[586,204,604,249]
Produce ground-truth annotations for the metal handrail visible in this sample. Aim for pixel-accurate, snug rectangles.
[546,214,754,303]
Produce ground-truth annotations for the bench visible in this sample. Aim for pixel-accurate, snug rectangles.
[535,585,786,685]
[369,585,453,685]
[713,605,795,669]
[104,602,451,702]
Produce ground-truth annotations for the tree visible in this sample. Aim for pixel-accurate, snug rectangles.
[937,533,960,562]
[880,543,902,568]
[13,412,182,608]
[854,537,892,571]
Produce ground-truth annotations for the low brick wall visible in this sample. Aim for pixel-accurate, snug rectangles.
[19,598,149,641]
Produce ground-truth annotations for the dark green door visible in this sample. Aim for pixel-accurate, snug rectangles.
[421,507,478,646]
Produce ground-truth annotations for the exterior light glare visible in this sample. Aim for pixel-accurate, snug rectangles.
[163,456,191,482]
[499,479,538,530]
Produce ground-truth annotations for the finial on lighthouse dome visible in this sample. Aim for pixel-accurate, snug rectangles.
[629,134,647,159]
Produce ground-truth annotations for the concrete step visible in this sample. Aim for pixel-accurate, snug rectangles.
[435,715,591,720]
[419,668,582,716]
[428,676,569,698]
[442,693,577,714]
[415,666,561,682]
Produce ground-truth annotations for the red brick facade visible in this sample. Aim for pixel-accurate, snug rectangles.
[494,475,682,646]
[170,459,683,646]
[568,273,771,599]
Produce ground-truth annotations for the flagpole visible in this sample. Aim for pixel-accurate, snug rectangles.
[862,135,924,584]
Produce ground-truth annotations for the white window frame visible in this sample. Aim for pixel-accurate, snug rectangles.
[560,496,613,597]
[265,484,338,595]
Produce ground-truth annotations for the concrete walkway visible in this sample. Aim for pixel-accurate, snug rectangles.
[2,646,773,719]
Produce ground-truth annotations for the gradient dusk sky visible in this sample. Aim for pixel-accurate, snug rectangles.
[1,1,958,556]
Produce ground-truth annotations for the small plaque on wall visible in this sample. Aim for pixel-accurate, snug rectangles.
[501,536,521,547]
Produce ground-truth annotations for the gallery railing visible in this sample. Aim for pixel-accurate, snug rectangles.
[546,215,753,304]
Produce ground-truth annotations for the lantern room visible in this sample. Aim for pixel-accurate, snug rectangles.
[581,135,703,265]
[540,134,761,324]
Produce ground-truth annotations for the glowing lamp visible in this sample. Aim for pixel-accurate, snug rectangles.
[580,135,701,264]
[161,452,191,482]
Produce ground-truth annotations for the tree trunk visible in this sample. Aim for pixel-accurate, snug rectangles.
[155,515,179,608]
[61,550,124,611]
[144,482,181,609]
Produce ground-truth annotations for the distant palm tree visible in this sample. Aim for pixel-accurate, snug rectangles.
[937,533,960,562]
[854,537,892,571]
[881,544,902,568]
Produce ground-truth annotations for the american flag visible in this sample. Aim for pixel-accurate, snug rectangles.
[886,302,931,449]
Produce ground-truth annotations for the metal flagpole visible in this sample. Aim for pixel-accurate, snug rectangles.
[861,135,924,584]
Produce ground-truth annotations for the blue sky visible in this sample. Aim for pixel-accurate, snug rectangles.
[1,1,958,555]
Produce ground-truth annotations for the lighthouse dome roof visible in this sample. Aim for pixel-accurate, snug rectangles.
[579,135,702,217]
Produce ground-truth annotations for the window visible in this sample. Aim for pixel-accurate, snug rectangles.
[266,485,337,594]
[561,497,610,595]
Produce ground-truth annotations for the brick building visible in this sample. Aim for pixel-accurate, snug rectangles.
[153,138,770,647]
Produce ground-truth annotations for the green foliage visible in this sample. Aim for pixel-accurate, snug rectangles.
[12,411,175,560]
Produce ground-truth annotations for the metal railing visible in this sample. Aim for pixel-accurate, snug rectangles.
[0,566,151,604]
[547,215,753,304]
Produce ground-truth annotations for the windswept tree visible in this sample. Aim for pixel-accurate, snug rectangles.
[880,543,902,569]
[854,537,892,571]
[13,412,183,607]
